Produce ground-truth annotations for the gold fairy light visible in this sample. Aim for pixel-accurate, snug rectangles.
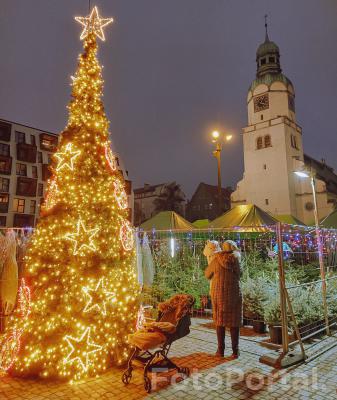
[75,6,113,41]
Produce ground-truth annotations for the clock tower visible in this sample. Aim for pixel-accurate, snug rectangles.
[231,26,332,223]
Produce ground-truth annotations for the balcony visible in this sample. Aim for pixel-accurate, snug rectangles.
[0,121,11,142]
[13,213,35,228]
[16,177,37,197]
[17,142,37,163]
[39,133,58,152]
[42,164,52,181]
[0,155,12,175]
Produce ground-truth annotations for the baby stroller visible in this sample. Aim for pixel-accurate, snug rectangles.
[122,294,195,393]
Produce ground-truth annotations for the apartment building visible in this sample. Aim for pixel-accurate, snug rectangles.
[0,118,58,227]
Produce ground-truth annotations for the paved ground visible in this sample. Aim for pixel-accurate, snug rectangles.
[1,319,336,399]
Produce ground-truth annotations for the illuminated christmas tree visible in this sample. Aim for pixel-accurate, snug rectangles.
[5,6,139,381]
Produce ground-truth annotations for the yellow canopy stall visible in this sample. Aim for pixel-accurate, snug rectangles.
[140,211,194,231]
[210,204,278,232]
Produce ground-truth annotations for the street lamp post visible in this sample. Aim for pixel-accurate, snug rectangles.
[211,131,232,216]
[294,169,331,336]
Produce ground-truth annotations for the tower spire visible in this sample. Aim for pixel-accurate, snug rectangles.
[264,14,269,42]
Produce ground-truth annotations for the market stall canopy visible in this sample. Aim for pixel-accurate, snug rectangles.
[192,219,210,229]
[273,214,306,226]
[140,211,194,231]
[210,204,278,231]
[321,209,337,229]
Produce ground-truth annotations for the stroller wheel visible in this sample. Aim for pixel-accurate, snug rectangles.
[122,369,132,385]
[144,376,152,393]
[179,367,190,377]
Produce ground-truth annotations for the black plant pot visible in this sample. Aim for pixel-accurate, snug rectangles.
[252,320,266,333]
[269,325,283,344]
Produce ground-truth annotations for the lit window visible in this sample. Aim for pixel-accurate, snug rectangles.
[256,137,263,150]
[264,135,271,148]
[13,198,25,213]
[16,163,27,176]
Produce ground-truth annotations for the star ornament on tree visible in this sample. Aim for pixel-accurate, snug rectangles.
[75,6,113,41]
[55,143,81,171]
[64,327,102,372]
[65,219,99,255]
[82,278,116,316]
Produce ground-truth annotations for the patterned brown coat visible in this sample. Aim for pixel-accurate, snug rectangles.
[205,251,242,327]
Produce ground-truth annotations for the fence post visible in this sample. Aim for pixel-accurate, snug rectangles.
[276,222,289,354]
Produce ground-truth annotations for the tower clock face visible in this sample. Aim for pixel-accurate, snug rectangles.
[254,94,269,112]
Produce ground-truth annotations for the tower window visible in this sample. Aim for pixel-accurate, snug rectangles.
[256,137,263,150]
[260,58,266,65]
[291,134,298,150]
[264,135,271,148]
[269,56,275,63]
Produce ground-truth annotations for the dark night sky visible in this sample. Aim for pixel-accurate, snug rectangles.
[1,1,336,198]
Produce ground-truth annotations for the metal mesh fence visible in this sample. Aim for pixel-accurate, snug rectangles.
[0,225,336,345]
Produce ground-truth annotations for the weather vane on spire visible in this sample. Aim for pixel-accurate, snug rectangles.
[264,14,269,41]
[75,6,113,41]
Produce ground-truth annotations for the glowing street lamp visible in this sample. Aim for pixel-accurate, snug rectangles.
[294,167,330,335]
[210,131,233,215]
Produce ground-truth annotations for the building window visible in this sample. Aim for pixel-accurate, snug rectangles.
[0,177,9,192]
[269,56,275,63]
[0,121,11,141]
[0,143,10,157]
[260,114,264,120]
[16,163,27,176]
[263,164,267,170]
[0,216,6,227]
[0,194,9,213]
[15,131,26,144]
[13,198,25,213]
[30,135,36,146]
[291,134,298,149]
[256,137,263,150]
[265,199,269,205]
[30,200,36,214]
[38,183,44,197]
[32,166,38,179]
[37,151,43,163]
[264,135,271,148]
